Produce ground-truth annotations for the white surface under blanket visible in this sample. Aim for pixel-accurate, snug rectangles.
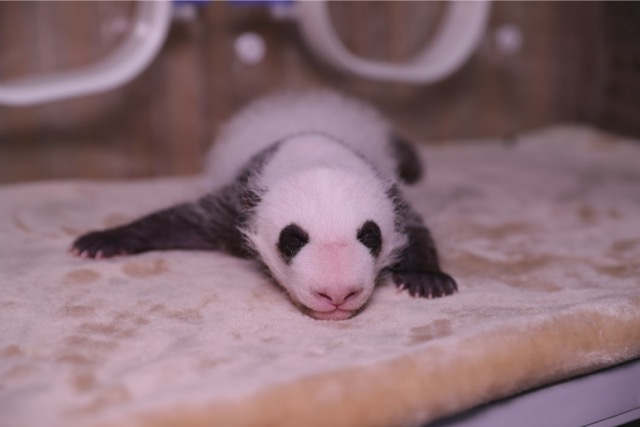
[1,126,640,427]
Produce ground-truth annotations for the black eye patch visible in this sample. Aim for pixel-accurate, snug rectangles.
[357,220,382,258]
[277,223,310,264]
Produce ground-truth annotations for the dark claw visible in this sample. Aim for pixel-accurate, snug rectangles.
[392,271,457,299]
[71,228,144,259]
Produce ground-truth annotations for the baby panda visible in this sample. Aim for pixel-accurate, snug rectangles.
[71,91,457,320]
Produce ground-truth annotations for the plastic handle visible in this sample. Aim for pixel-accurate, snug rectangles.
[295,0,491,84]
[0,1,171,106]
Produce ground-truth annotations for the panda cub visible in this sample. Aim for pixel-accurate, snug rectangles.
[71,91,457,320]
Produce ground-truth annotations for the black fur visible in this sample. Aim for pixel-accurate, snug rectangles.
[357,220,382,258]
[277,224,310,264]
[385,184,457,298]
[390,134,423,184]
[72,188,251,259]
[389,226,457,298]
[72,143,281,260]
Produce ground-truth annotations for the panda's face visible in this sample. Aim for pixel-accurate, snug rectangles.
[247,167,405,320]
[275,220,382,320]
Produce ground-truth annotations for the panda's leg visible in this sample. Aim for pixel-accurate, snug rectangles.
[70,192,247,259]
[390,134,423,185]
[390,225,458,298]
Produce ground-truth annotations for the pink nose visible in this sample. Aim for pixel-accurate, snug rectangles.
[314,287,363,306]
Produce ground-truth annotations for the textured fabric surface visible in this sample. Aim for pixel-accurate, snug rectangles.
[2,126,640,427]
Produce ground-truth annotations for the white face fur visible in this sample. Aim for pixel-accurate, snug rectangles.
[245,136,406,320]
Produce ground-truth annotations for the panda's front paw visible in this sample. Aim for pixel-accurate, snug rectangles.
[70,228,143,259]
[392,271,457,298]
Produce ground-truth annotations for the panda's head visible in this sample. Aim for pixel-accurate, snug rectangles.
[246,166,405,320]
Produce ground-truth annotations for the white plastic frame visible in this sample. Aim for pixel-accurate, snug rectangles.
[0,1,171,106]
[295,0,491,84]
[0,1,492,106]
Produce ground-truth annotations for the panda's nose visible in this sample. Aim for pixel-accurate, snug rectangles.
[314,287,363,306]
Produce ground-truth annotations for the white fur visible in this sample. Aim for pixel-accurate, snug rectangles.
[204,90,398,191]
[206,92,408,320]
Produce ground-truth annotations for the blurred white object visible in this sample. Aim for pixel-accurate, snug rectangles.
[234,32,266,65]
[0,1,171,106]
[295,0,491,84]
[495,23,523,55]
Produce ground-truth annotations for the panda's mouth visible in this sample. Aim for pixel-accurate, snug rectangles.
[291,289,369,321]
[308,308,356,321]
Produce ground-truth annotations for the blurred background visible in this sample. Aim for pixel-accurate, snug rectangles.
[0,0,638,183]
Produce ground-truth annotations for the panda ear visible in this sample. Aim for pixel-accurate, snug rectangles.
[357,220,382,258]
[277,223,309,264]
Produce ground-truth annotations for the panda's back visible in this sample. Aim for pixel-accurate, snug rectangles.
[203,91,397,189]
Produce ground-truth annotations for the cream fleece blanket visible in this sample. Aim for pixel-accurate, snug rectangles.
[2,126,640,427]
